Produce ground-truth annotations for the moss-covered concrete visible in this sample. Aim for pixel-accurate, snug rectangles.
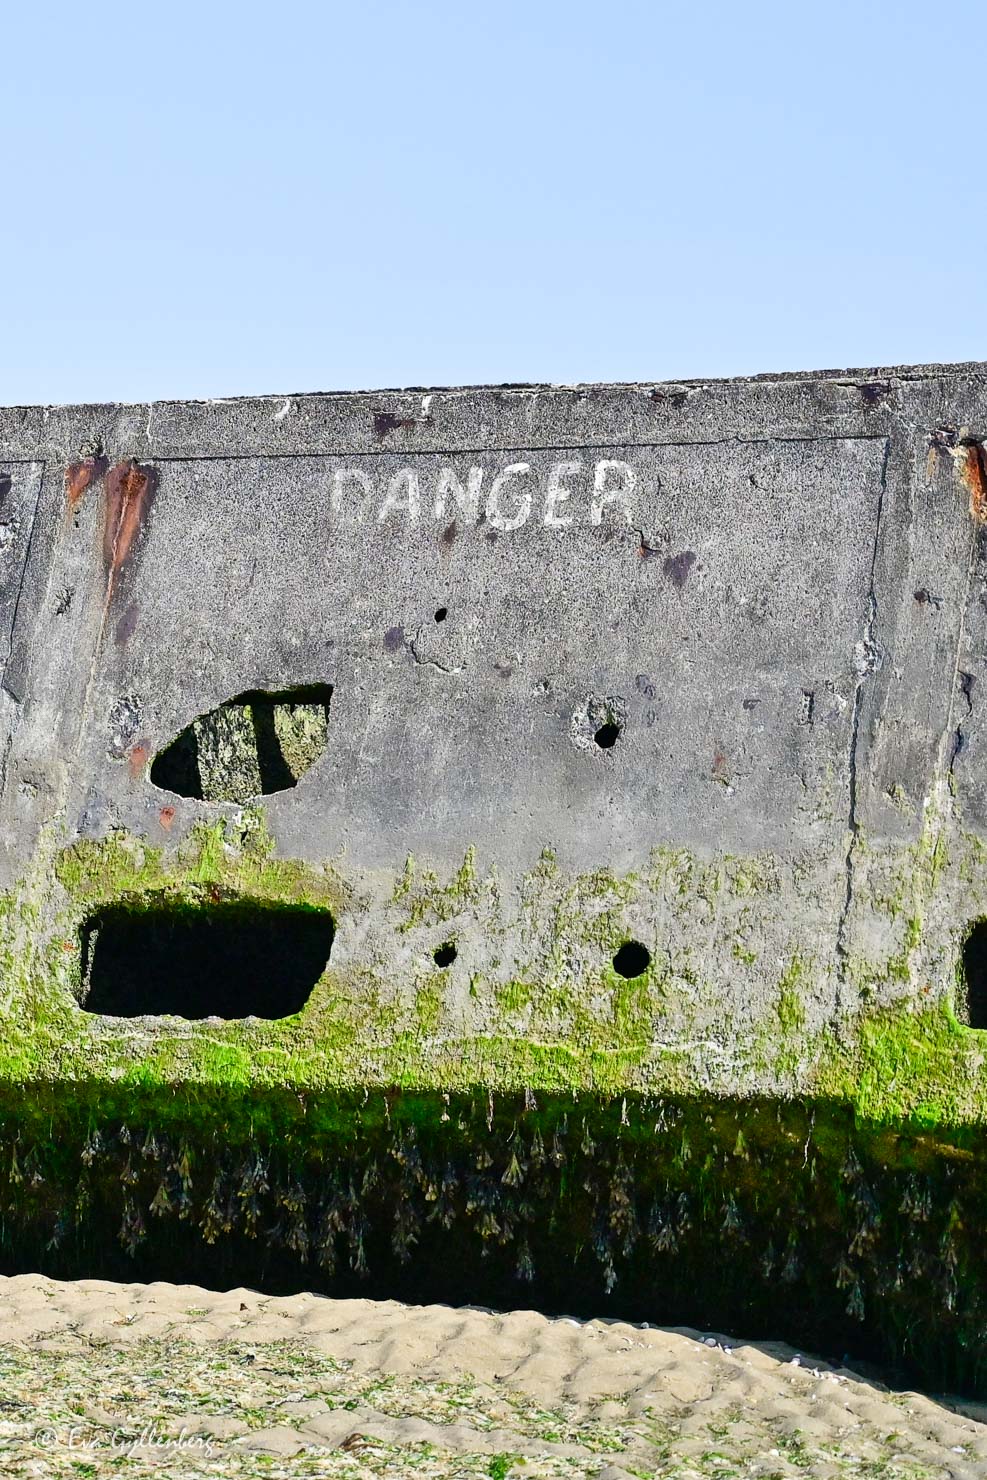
[2,807,981,1401]
[2,807,987,1127]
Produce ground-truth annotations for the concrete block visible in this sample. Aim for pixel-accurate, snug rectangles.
[3,366,987,1390]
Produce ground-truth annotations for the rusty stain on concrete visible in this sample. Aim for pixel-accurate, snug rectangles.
[373,412,431,440]
[103,461,157,593]
[957,442,987,523]
[126,743,149,777]
[65,456,107,512]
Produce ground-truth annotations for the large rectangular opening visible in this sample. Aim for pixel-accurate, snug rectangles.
[79,898,334,1019]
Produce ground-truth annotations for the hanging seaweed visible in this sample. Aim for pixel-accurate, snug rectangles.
[2,1084,987,1396]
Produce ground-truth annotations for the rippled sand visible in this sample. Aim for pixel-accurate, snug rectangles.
[0,1274,983,1477]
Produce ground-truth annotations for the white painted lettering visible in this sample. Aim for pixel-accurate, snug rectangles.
[591,460,636,525]
[486,463,533,532]
[330,457,640,533]
[543,460,581,527]
[377,467,420,523]
[434,465,484,522]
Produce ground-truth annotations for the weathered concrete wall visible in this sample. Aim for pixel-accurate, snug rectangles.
[4,366,987,1119]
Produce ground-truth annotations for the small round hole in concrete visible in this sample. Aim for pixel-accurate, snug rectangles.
[434,606,448,623]
[613,941,650,978]
[571,695,627,753]
[433,941,457,968]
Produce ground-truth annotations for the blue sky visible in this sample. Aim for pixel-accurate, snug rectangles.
[1,1,982,405]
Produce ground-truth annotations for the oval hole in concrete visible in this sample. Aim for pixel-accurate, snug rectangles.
[612,940,650,979]
[149,684,333,803]
[594,722,621,749]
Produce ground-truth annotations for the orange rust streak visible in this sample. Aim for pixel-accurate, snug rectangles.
[64,457,106,511]
[104,460,154,573]
[959,444,987,523]
[127,744,149,777]
[158,806,175,831]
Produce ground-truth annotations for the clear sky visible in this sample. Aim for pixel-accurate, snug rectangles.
[2,1,983,406]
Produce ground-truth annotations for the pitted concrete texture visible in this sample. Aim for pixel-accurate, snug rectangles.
[4,366,987,1099]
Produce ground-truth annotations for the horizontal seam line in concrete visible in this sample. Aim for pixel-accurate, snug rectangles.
[86,434,890,463]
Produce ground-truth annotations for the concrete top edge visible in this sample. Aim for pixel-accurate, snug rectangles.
[3,359,986,416]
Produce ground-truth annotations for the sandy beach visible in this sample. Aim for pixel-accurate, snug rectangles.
[0,1275,982,1478]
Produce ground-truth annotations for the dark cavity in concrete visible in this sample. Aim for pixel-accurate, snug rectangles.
[79,898,334,1019]
[149,684,333,803]
[433,941,457,968]
[962,921,987,1029]
[613,940,651,978]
